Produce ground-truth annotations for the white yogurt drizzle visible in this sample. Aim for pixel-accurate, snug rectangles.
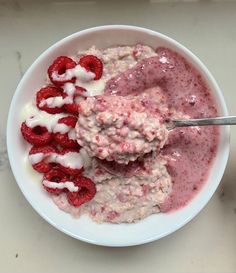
[75,79,105,96]
[29,153,44,165]
[23,104,76,140]
[52,64,95,82]
[68,129,77,140]
[29,152,83,170]
[22,58,105,137]
[42,180,79,192]
[64,82,76,97]
[53,123,70,134]
[49,152,83,169]
[60,64,105,98]
[23,58,103,172]
[40,61,105,108]
[25,105,66,132]
[63,76,105,98]
[39,96,73,108]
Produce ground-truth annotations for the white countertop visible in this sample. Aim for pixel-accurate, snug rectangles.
[1,0,236,272]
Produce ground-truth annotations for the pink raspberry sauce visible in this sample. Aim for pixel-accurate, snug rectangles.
[105,47,219,212]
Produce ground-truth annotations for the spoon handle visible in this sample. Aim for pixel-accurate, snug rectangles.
[173,116,236,128]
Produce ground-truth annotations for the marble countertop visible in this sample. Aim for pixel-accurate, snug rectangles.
[1,0,236,272]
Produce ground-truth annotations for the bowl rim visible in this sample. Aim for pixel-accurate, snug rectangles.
[7,25,230,247]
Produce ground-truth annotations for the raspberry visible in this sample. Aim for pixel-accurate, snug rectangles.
[58,148,83,175]
[21,122,52,146]
[29,145,57,173]
[59,116,77,127]
[54,116,79,148]
[64,100,80,115]
[43,169,68,195]
[54,134,78,149]
[67,176,96,207]
[64,86,86,115]
[48,56,76,86]
[79,55,103,80]
[36,86,64,114]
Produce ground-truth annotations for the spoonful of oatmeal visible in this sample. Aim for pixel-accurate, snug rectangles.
[76,94,168,164]
[76,94,236,165]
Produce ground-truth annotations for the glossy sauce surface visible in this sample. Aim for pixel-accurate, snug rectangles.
[105,47,219,211]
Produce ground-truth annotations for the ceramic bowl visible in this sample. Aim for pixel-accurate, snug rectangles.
[7,25,230,247]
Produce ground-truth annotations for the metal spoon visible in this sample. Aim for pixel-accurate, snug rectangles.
[166,116,236,130]
[98,116,235,177]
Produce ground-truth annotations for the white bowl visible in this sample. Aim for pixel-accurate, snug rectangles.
[7,25,230,247]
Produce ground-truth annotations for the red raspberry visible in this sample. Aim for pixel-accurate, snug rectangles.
[64,102,80,115]
[64,86,86,115]
[29,145,57,173]
[48,56,76,86]
[67,176,96,207]
[54,116,79,148]
[79,55,103,80]
[43,169,68,195]
[58,148,83,175]
[36,86,64,114]
[58,116,77,127]
[21,122,52,146]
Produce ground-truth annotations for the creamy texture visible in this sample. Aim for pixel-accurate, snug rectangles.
[24,104,65,132]
[50,45,175,223]
[53,154,172,223]
[29,153,45,165]
[43,180,79,192]
[105,47,219,211]
[22,104,76,140]
[39,96,72,108]
[51,64,95,82]
[23,44,219,224]
[76,94,168,164]
[29,152,83,169]
[78,45,157,81]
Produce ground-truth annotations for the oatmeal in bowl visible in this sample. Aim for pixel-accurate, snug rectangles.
[7,26,229,245]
